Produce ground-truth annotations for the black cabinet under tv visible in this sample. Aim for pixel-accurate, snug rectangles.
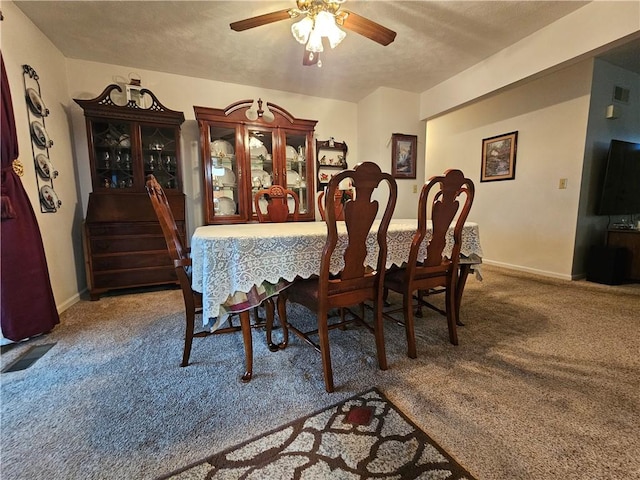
[607,229,640,282]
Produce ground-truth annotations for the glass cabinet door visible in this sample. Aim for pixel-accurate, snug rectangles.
[208,125,240,219]
[90,120,135,190]
[248,128,275,217]
[140,124,180,190]
[284,131,309,215]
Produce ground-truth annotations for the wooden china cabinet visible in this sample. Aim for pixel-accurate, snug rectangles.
[194,100,317,224]
[75,84,186,300]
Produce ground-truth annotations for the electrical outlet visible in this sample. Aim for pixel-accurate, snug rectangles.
[412,184,418,193]
[559,178,568,189]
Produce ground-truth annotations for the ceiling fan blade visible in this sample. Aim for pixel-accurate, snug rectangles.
[303,50,320,66]
[338,10,397,46]
[230,9,292,32]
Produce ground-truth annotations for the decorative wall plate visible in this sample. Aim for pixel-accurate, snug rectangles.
[30,121,53,148]
[35,153,55,179]
[26,88,49,117]
[39,185,60,211]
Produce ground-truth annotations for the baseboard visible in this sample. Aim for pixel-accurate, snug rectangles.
[57,290,83,314]
[482,259,573,281]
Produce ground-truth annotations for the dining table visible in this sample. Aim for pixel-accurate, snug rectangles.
[190,218,483,329]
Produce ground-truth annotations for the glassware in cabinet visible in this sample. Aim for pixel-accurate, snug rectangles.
[90,120,135,190]
[141,124,180,190]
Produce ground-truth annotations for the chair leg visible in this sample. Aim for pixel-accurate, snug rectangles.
[338,307,346,330]
[239,310,253,382]
[253,306,265,325]
[414,289,423,317]
[404,291,417,359]
[445,283,459,346]
[272,294,290,350]
[317,308,334,393]
[181,307,195,367]
[374,299,388,370]
[383,287,391,307]
[266,297,286,352]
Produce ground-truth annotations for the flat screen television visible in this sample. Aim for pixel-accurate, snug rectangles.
[598,139,640,215]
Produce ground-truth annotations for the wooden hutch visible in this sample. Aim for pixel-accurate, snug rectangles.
[75,84,185,300]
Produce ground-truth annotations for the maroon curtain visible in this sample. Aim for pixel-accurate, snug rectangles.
[1,53,59,341]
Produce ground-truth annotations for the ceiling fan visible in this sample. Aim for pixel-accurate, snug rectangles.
[230,0,397,67]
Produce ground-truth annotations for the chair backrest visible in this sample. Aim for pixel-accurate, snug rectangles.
[145,174,192,290]
[410,169,474,275]
[321,162,397,306]
[254,185,299,223]
[317,188,353,221]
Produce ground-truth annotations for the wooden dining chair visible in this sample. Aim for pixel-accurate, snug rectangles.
[270,162,397,392]
[252,184,299,330]
[254,185,299,223]
[317,188,354,221]
[146,174,271,381]
[383,169,474,357]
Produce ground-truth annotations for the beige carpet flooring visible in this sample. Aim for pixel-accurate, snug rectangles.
[1,265,639,479]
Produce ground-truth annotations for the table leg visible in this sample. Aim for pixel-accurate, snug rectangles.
[239,310,253,382]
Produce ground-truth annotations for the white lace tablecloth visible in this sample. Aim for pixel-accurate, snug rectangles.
[191,219,483,327]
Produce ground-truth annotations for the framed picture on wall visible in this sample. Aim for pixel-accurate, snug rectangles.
[481,131,518,182]
[391,133,417,179]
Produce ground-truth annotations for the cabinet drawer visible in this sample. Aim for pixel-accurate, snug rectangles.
[91,251,172,272]
[92,266,177,289]
[87,222,185,237]
[89,223,158,236]
[90,235,169,254]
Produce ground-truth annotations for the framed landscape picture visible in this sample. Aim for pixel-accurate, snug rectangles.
[391,133,417,179]
[481,131,518,182]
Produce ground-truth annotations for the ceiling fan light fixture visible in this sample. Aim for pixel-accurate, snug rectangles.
[306,28,324,53]
[315,11,345,48]
[231,0,396,67]
[326,23,346,49]
[291,16,314,44]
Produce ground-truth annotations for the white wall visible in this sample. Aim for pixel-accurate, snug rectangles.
[425,61,594,279]
[2,1,84,312]
[65,60,359,238]
[357,87,424,219]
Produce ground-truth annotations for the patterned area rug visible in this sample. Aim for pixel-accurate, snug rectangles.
[158,388,476,479]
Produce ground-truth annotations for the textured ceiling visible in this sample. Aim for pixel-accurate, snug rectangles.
[13,1,636,102]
